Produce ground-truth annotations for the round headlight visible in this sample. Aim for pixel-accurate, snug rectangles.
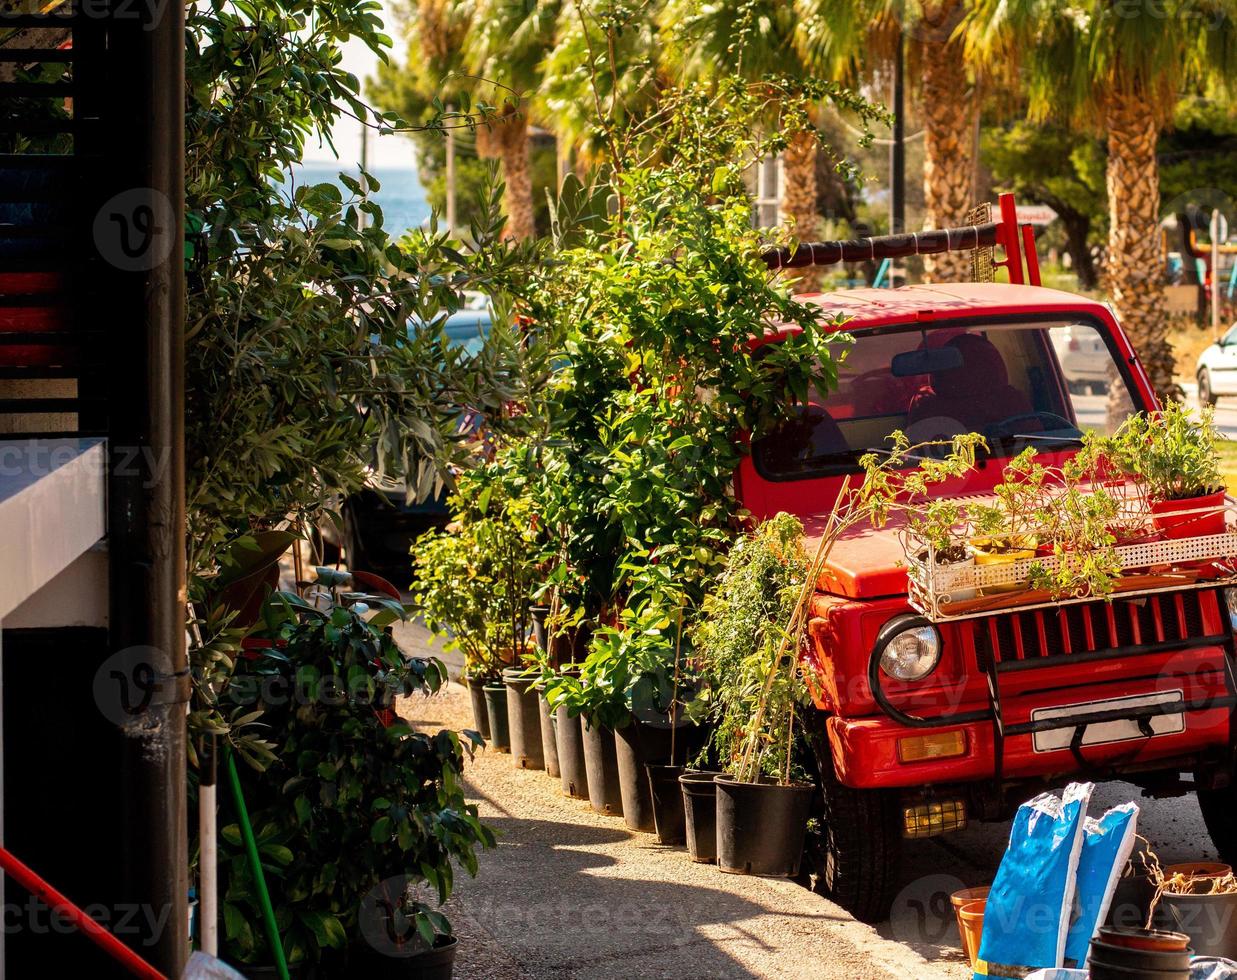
[879,620,942,681]
[1225,587,1237,631]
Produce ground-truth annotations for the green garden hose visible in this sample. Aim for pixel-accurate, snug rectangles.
[224,747,290,980]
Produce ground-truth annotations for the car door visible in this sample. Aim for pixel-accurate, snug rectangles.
[1209,324,1237,395]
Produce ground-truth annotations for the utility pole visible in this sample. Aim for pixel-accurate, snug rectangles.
[890,30,905,237]
[445,105,457,234]
[1211,209,1227,339]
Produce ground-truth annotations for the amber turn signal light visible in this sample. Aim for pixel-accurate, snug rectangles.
[897,730,967,764]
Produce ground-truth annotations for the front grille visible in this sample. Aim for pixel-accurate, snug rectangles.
[970,590,1221,667]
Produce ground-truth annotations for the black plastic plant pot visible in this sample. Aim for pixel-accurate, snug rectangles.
[530,604,550,653]
[680,770,722,863]
[538,692,560,779]
[1089,940,1190,980]
[482,683,510,752]
[464,675,492,741]
[614,723,657,832]
[555,704,589,799]
[646,764,686,845]
[581,716,623,816]
[714,776,814,877]
[1155,890,1237,960]
[349,934,459,980]
[502,668,544,770]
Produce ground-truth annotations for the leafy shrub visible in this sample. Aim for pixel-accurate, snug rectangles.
[216,605,492,971]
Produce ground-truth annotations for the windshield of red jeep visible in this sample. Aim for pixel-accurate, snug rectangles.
[753,318,1141,479]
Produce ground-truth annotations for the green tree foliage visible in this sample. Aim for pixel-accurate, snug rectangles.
[982,120,1107,289]
[184,0,541,572]
[532,78,882,720]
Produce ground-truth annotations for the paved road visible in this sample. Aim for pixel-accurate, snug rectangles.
[1074,386,1237,434]
[392,621,1220,978]
[400,682,974,980]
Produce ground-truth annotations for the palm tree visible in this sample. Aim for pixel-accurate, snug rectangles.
[795,0,980,281]
[462,0,560,240]
[536,1,664,179]
[660,0,828,289]
[963,0,1237,401]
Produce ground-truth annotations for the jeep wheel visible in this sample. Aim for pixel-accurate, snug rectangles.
[1197,783,1237,864]
[1199,369,1218,408]
[810,766,902,922]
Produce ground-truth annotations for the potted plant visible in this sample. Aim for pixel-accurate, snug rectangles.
[905,499,975,600]
[1027,478,1125,601]
[968,448,1050,570]
[1108,402,1227,539]
[697,434,983,875]
[1146,848,1237,960]
[571,634,632,818]
[215,598,494,977]
[410,525,505,741]
[694,514,816,876]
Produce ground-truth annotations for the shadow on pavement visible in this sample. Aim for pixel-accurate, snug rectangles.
[452,813,833,979]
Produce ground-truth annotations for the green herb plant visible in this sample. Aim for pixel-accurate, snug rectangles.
[1107,402,1225,503]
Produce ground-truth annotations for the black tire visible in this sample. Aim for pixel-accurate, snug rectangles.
[1199,369,1219,408]
[1197,783,1237,865]
[809,759,902,922]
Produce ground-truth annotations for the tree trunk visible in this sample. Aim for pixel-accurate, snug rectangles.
[482,111,536,242]
[1105,90,1175,407]
[1051,202,1097,291]
[919,0,977,283]
[783,129,824,293]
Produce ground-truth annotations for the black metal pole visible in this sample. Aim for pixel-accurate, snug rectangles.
[890,30,906,236]
[106,0,188,971]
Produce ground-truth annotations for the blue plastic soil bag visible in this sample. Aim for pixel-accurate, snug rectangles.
[974,782,1093,979]
[1192,958,1237,979]
[1063,801,1139,968]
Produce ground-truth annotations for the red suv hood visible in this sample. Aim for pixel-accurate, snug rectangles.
[803,513,913,599]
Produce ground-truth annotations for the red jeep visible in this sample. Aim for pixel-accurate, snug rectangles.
[742,195,1237,922]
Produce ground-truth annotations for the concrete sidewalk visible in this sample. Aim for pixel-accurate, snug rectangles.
[400,683,972,980]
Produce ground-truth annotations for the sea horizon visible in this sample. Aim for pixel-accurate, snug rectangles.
[291,160,432,237]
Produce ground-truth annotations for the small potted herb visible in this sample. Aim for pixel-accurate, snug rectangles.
[1108,402,1228,539]
[906,499,975,600]
[1029,447,1128,601]
[968,448,1048,567]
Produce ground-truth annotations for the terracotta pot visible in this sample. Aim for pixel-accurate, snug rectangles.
[1150,490,1227,539]
[951,886,990,963]
[957,899,986,970]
